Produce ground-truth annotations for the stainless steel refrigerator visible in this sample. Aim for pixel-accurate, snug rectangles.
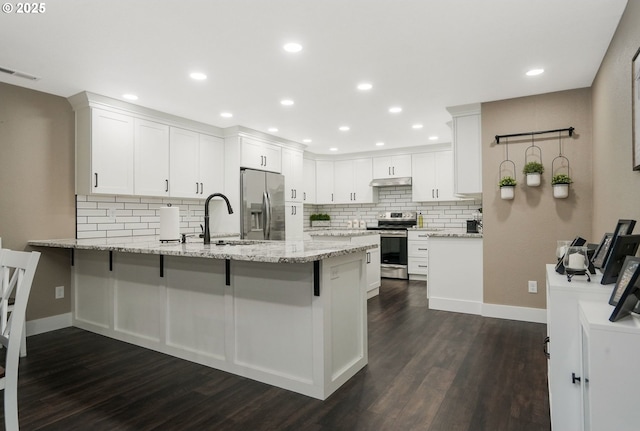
[240,168,286,240]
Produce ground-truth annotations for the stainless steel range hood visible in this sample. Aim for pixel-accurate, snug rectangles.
[369,177,412,187]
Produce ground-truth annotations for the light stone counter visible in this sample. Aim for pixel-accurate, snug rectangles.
[408,228,483,238]
[306,229,379,237]
[28,235,376,264]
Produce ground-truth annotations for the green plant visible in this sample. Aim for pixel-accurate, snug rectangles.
[498,176,517,187]
[523,161,544,175]
[551,174,572,185]
[310,213,331,221]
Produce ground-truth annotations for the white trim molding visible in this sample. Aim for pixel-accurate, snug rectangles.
[482,303,547,324]
[26,313,72,336]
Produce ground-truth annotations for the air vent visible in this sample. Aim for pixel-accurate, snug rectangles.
[0,66,40,81]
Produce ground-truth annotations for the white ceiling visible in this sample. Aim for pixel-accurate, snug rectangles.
[0,0,627,154]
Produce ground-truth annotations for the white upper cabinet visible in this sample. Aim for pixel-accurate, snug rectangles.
[134,119,170,196]
[169,128,224,198]
[241,137,281,172]
[80,108,135,195]
[285,202,304,240]
[447,104,482,195]
[281,148,304,202]
[198,133,225,196]
[333,158,375,204]
[303,158,316,204]
[372,155,412,179]
[315,160,335,204]
[411,151,456,202]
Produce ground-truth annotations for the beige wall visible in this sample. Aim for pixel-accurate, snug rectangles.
[0,82,75,320]
[482,89,593,308]
[592,0,640,236]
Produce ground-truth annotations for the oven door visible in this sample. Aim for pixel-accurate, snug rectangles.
[379,232,408,266]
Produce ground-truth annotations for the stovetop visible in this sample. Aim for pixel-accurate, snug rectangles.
[367,211,417,230]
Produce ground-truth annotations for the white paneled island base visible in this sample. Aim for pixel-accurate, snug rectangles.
[33,238,371,400]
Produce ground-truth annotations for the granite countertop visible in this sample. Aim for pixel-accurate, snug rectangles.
[306,229,380,237]
[28,235,375,264]
[409,228,482,238]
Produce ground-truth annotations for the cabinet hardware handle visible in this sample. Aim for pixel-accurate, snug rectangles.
[436,189,439,198]
[264,156,267,166]
[200,182,204,194]
[331,193,333,202]
[94,173,98,188]
[367,252,371,263]
[353,192,356,201]
[165,179,169,192]
[432,189,434,198]
[392,166,395,175]
[294,189,297,199]
[418,248,428,250]
[418,265,427,267]
[544,336,550,359]
[388,167,391,175]
[419,234,428,237]
[572,372,581,384]
[196,182,199,194]
[303,192,306,201]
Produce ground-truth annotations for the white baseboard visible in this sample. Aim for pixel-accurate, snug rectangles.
[26,313,72,336]
[482,303,547,324]
[429,297,483,315]
[367,287,380,299]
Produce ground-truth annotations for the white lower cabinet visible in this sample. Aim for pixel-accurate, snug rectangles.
[546,265,613,431]
[578,300,640,431]
[408,231,429,281]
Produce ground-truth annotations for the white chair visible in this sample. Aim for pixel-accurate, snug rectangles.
[0,246,28,359]
[0,250,40,431]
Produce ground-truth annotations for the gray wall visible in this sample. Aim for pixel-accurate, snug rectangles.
[0,82,75,320]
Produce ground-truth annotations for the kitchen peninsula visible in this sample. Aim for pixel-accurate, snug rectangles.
[29,236,373,400]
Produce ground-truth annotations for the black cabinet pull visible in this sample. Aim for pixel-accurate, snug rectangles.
[94,173,98,188]
[200,182,203,194]
[366,252,371,263]
[196,182,199,194]
[544,336,550,359]
[165,179,169,192]
[572,372,581,384]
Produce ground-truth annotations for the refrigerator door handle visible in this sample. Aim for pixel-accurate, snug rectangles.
[264,191,272,240]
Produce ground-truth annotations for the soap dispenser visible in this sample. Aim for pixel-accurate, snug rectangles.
[418,212,424,228]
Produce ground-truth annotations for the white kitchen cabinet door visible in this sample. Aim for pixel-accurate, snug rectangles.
[411,150,456,202]
[241,137,282,172]
[315,160,334,204]
[303,158,316,204]
[282,148,304,202]
[134,119,170,197]
[169,127,200,198]
[198,134,224,197]
[91,108,135,195]
[285,202,303,240]
[333,158,374,204]
[373,155,412,179]
[353,158,374,203]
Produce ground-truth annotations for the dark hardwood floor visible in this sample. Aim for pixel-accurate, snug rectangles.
[2,279,551,430]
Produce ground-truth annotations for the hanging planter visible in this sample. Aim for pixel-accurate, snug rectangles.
[552,132,572,199]
[523,161,544,187]
[551,174,572,198]
[499,176,517,200]
[523,138,544,187]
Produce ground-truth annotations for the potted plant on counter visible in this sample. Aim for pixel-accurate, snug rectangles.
[551,174,572,198]
[310,213,331,227]
[523,161,544,187]
[499,176,517,200]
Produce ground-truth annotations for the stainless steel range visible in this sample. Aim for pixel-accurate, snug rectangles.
[367,212,416,279]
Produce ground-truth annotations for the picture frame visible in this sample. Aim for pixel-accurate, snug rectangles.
[609,256,640,322]
[591,232,614,269]
[555,236,586,274]
[634,46,640,171]
[609,256,640,306]
[600,234,640,285]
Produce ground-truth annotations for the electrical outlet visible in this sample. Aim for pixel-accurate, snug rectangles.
[528,280,538,294]
[107,206,117,221]
[55,285,64,299]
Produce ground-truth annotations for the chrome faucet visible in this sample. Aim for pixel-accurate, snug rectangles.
[204,193,234,245]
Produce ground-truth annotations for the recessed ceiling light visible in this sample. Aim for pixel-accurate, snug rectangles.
[429,136,438,141]
[339,126,350,131]
[389,106,402,113]
[283,42,303,53]
[303,139,312,143]
[526,68,544,76]
[357,82,373,91]
[268,127,278,132]
[220,112,233,118]
[376,142,385,146]
[412,124,423,129]
[329,147,338,152]
[280,99,294,106]
[189,72,207,80]
[122,94,138,101]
